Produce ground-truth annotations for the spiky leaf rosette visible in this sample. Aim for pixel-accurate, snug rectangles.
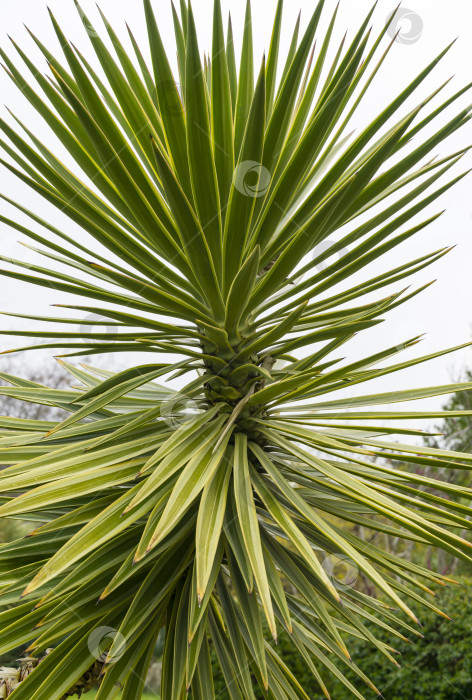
[0,1,471,698]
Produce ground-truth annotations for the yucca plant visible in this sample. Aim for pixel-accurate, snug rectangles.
[0,0,471,697]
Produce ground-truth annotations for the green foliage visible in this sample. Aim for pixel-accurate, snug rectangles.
[315,579,472,700]
[0,0,471,698]
[435,370,472,454]
[212,580,472,700]
[88,695,158,699]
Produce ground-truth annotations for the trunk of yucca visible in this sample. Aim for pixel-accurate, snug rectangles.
[0,654,103,698]
[201,332,275,442]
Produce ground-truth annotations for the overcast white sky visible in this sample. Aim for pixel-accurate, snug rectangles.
[0,0,471,416]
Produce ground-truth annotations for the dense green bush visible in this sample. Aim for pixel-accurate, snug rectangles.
[212,579,472,700]
[325,578,472,699]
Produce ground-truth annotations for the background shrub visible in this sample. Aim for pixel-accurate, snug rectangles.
[212,579,472,700]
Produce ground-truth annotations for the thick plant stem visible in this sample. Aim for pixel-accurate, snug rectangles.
[0,652,103,698]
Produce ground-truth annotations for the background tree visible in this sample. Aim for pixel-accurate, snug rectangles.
[0,357,70,421]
